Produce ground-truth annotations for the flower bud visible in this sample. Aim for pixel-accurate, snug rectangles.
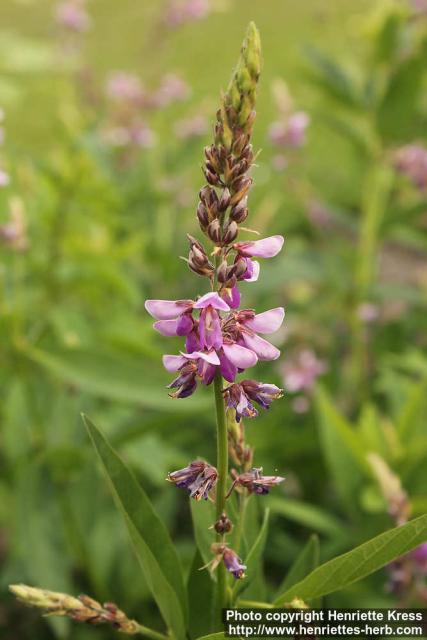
[214,512,233,534]
[197,202,209,230]
[222,220,238,245]
[218,187,231,212]
[217,259,229,283]
[207,219,221,244]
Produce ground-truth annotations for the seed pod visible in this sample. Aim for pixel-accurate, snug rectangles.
[223,220,238,245]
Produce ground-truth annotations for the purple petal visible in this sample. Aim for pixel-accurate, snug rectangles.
[198,360,217,385]
[145,299,192,320]
[163,354,187,372]
[153,319,179,336]
[199,307,223,350]
[176,313,193,336]
[186,329,200,352]
[246,307,285,334]
[243,258,260,282]
[219,351,238,382]
[242,333,281,361]
[182,349,220,366]
[222,342,258,369]
[222,285,241,309]
[193,291,230,311]
[234,235,284,259]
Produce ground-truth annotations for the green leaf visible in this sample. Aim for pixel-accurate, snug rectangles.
[274,514,427,604]
[24,346,209,413]
[315,386,371,514]
[267,496,343,537]
[376,53,425,141]
[187,549,214,639]
[190,499,216,567]
[304,46,362,108]
[196,635,226,640]
[233,508,269,599]
[83,415,187,639]
[275,534,319,599]
[396,377,427,440]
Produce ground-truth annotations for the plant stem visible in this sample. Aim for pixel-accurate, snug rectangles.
[136,624,170,640]
[213,369,229,615]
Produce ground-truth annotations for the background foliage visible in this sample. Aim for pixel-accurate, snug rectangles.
[1,0,426,638]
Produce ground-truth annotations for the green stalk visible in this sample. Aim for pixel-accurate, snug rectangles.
[136,624,170,640]
[213,369,229,615]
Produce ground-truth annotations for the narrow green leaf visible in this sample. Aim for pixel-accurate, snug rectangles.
[274,514,427,604]
[25,346,209,413]
[396,377,427,439]
[304,45,362,108]
[315,387,371,514]
[267,496,343,537]
[190,499,216,567]
[196,634,226,640]
[233,508,269,598]
[83,415,187,639]
[275,534,319,598]
[188,549,214,639]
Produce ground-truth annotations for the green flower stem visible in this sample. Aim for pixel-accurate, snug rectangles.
[136,624,170,640]
[213,369,229,615]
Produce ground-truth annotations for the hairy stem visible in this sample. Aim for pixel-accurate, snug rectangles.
[213,369,229,615]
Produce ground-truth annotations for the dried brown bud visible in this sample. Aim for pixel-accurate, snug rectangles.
[214,512,233,534]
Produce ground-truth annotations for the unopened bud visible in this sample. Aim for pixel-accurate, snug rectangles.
[197,202,209,229]
[223,220,238,245]
[204,168,220,186]
[208,219,221,244]
[217,259,229,283]
[230,178,252,206]
[218,188,231,212]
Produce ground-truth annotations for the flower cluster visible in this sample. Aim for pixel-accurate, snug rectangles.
[102,71,190,160]
[164,0,210,28]
[394,143,427,190]
[268,79,310,171]
[146,23,285,582]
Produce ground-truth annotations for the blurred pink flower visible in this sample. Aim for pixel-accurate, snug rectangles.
[306,200,333,228]
[271,154,288,172]
[174,115,208,140]
[106,72,145,104]
[281,349,326,393]
[0,169,10,187]
[165,0,210,27]
[269,111,310,149]
[395,144,427,189]
[151,74,190,108]
[291,396,310,414]
[56,0,91,33]
[357,302,379,323]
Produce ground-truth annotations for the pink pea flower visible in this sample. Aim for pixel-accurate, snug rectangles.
[151,74,190,108]
[234,235,284,259]
[106,72,145,104]
[269,111,310,149]
[281,350,326,393]
[175,115,208,140]
[56,0,91,33]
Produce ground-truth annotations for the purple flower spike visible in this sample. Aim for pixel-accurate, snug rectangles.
[168,460,218,500]
[222,547,246,579]
[145,299,193,320]
[235,467,285,495]
[234,235,284,259]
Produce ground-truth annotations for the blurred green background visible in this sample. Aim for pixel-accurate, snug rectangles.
[1,0,427,638]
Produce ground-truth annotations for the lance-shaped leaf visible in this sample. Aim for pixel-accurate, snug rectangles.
[190,499,216,568]
[187,549,214,639]
[275,534,319,599]
[83,415,187,639]
[274,514,427,604]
